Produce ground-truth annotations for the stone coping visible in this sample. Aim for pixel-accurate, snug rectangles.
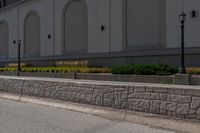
[1,72,200,85]
[0,75,199,90]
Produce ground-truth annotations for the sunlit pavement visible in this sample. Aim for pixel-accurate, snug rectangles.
[0,98,176,133]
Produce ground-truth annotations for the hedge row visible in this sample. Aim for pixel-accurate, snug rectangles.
[0,64,180,75]
[111,64,179,75]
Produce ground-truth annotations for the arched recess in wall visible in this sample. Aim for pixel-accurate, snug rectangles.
[24,11,40,57]
[0,21,9,58]
[63,0,88,54]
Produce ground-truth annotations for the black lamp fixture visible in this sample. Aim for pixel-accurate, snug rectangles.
[179,12,186,23]
[179,11,186,74]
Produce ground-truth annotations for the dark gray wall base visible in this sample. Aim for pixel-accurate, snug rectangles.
[2,47,200,67]
[1,54,199,67]
[0,76,200,121]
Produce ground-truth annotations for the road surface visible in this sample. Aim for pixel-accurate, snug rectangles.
[0,98,176,133]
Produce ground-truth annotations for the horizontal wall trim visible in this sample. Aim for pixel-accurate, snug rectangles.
[0,47,200,63]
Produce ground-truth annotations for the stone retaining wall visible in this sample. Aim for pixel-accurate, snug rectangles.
[0,76,200,120]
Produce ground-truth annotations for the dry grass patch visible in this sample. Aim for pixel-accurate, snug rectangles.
[0,66,111,74]
[186,67,200,75]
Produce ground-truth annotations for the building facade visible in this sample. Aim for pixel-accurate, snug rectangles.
[0,0,200,66]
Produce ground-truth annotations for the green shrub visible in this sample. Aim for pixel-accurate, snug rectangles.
[0,64,179,76]
[111,64,178,75]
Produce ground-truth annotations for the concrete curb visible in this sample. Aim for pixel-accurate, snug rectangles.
[2,72,200,85]
[0,92,200,133]
[0,72,175,84]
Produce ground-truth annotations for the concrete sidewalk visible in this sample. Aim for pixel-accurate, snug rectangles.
[0,92,199,133]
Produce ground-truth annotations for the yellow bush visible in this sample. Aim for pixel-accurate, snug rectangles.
[186,67,200,75]
[56,60,89,67]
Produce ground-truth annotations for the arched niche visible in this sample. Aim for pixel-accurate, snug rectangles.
[63,0,88,54]
[24,11,40,57]
[0,21,9,58]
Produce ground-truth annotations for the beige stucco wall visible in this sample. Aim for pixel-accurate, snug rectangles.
[0,0,199,60]
[126,0,161,47]
[18,0,54,57]
[166,0,200,48]
[0,7,18,58]
[55,0,113,54]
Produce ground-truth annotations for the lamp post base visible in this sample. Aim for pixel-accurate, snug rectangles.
[179,66,186,74]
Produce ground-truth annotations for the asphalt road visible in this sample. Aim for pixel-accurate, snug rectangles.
[0,98,175,133]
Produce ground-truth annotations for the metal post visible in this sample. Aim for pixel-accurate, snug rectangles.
[179,13,186,74]
[17,40,21,76]
[180,21,186,74]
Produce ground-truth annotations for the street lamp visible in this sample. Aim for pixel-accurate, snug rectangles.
[179,12,186,74]
[17,40,22,76]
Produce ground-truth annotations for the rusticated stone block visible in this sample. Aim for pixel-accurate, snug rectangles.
[186,89,200,97]
[103,98,113,107]
[128,93,143,99]
[84,94,92,103]
[23,81,46,97]
[186,115,197,119]
[145,86,154,92]
[134,86,146,93]
[113,91,121,100]
[128,99,150,109]
[159,110,167,115]
[189,110,197,115]
[160,101,177,112]
[143,92,160,100]
[171,95,191,103]
[149,100,160,114]
[84,88,93,94]
[104,93,114,99]
[197,108,200,116]
[121,91,128,99]
[136,107,149,113]
[128,86,134,94]
[177,104,190,115]
[174,89,186,95]
[191,97,200,110]
[154,87,168,93]
[3,79,24,94]
[167,111,177,117]
[160,93,171,101]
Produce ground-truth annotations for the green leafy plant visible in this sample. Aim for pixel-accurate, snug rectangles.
[111,64,179,76]
[0,64,180,76]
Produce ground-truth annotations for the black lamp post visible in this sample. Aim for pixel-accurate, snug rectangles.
[179,12,186,74]
[17,40,21,76]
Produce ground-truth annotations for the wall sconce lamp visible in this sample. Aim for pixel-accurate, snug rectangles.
[192,10,197,18]
[48,34,51,39]
[101,25,105,31]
